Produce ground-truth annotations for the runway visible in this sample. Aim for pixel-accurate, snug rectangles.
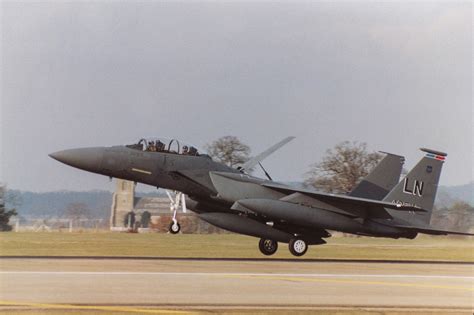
[0,258,472,313]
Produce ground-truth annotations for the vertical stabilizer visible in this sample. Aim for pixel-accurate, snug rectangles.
[383,148,447,224]
[349,152,404,200]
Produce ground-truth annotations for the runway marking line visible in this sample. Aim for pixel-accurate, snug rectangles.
[224,275,474,292]
[0,301,195,314]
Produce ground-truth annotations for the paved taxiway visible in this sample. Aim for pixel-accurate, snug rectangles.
[0,258,472,311]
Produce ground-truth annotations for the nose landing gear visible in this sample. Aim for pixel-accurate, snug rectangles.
[166,190,187,234]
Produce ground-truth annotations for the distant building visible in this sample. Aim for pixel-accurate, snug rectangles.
[110,179,171,229]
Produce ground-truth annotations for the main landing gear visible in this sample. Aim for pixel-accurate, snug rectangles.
[288,238,308,257]
[166,190,186,234]
[258,239,278,256]
[258,238,308,257]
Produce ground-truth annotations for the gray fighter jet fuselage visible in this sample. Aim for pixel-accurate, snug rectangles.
[50,137,300,215]
[50,139,240,212]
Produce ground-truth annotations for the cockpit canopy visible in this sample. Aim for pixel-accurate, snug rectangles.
[126,138,201,156]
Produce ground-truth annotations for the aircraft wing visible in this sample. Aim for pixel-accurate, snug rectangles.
[391,224,474,236]
[241,136,295,172]
[262,182,426,213]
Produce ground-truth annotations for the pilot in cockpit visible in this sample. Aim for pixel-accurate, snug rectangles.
[156,140,165,152]
[188,146,198,156]
[182,145,189,155]
[147,141,154,152]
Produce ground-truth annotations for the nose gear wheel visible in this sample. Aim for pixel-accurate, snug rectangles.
[169,220,181,234]
[166,190,187,234]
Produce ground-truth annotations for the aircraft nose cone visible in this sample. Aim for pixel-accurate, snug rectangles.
[49,147,104,173]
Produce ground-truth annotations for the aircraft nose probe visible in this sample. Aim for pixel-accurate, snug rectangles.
[49,147,105,173]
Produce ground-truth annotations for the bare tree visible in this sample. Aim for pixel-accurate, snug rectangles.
[305,141,382,193]
[205,136,251,168]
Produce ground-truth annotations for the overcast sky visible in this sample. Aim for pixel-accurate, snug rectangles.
[1,1,472,192]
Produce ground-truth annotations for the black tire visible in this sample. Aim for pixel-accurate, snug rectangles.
[258,238,278,256]
[289,238,308,257]
[169,222,181,234]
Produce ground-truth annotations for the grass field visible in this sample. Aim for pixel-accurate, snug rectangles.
[0,232,472,261]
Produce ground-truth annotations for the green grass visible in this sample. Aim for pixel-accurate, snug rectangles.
[0,232,472,261]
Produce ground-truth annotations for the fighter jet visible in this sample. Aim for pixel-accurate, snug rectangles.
[50,138,472,256]
[49,136,401,232]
